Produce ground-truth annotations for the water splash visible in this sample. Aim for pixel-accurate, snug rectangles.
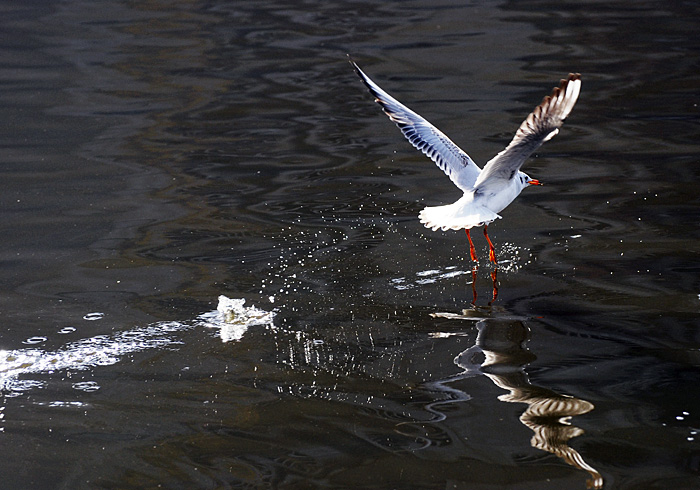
[0,296,275,396]
[198,295,276,342]
[391,266,471,290]
[389,242,528,292]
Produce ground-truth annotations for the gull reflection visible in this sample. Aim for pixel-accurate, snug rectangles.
[431,314,603,489]
[468,267,499,305]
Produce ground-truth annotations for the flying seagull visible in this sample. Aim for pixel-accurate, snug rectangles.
[350,59,581,264]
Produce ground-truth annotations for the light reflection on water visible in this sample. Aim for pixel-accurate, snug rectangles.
[2,0,700,487]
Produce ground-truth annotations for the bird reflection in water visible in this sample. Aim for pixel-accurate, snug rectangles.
[469,267,499,305]
[428,315,603,489]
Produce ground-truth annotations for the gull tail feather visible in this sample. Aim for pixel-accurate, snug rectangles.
[419,205,500,231]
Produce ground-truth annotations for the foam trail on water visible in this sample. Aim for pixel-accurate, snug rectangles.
[0,296,275,395]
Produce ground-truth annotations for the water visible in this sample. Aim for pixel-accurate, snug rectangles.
[1,0,700,488]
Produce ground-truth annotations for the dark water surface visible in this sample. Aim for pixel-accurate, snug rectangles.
[2,0,700,488]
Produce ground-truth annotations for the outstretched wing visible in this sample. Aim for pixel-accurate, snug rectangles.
[351,59,481,192]
[474,73,581,190]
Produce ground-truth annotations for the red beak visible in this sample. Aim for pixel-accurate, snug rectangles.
[527,179,541,186]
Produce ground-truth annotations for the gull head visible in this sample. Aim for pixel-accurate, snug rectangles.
[518,171,542,189]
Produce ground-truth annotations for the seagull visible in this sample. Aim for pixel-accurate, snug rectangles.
[350,59,581,264]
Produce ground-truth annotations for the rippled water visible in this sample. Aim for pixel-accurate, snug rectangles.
[2,0,700,488]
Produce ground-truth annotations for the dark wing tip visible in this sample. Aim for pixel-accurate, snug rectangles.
[348,55,360,73]
[560,73,581,86]
[348,55,366,80]
[541,73,581,105]
[349,58,374,92]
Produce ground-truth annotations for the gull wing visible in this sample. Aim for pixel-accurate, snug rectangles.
[351,59,481,192]
[473,73,581,190]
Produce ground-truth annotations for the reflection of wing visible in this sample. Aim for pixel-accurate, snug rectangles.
[474,74,581,191]
[487,374,603,490]
[351,59,482,192]
[519,395,603,490]
[437,318,603,489]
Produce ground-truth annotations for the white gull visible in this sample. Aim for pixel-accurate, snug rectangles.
[351,59,581,264]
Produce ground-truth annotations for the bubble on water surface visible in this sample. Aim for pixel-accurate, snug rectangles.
[22,337,47,345]
[83,312,104,321]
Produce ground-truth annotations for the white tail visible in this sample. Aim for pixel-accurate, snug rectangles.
[419,204,500,231]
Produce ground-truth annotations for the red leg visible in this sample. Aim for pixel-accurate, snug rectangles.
[470,267,478,305]
[488,269,499,305]
[465,229,478,262]
[483,225,497,264]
